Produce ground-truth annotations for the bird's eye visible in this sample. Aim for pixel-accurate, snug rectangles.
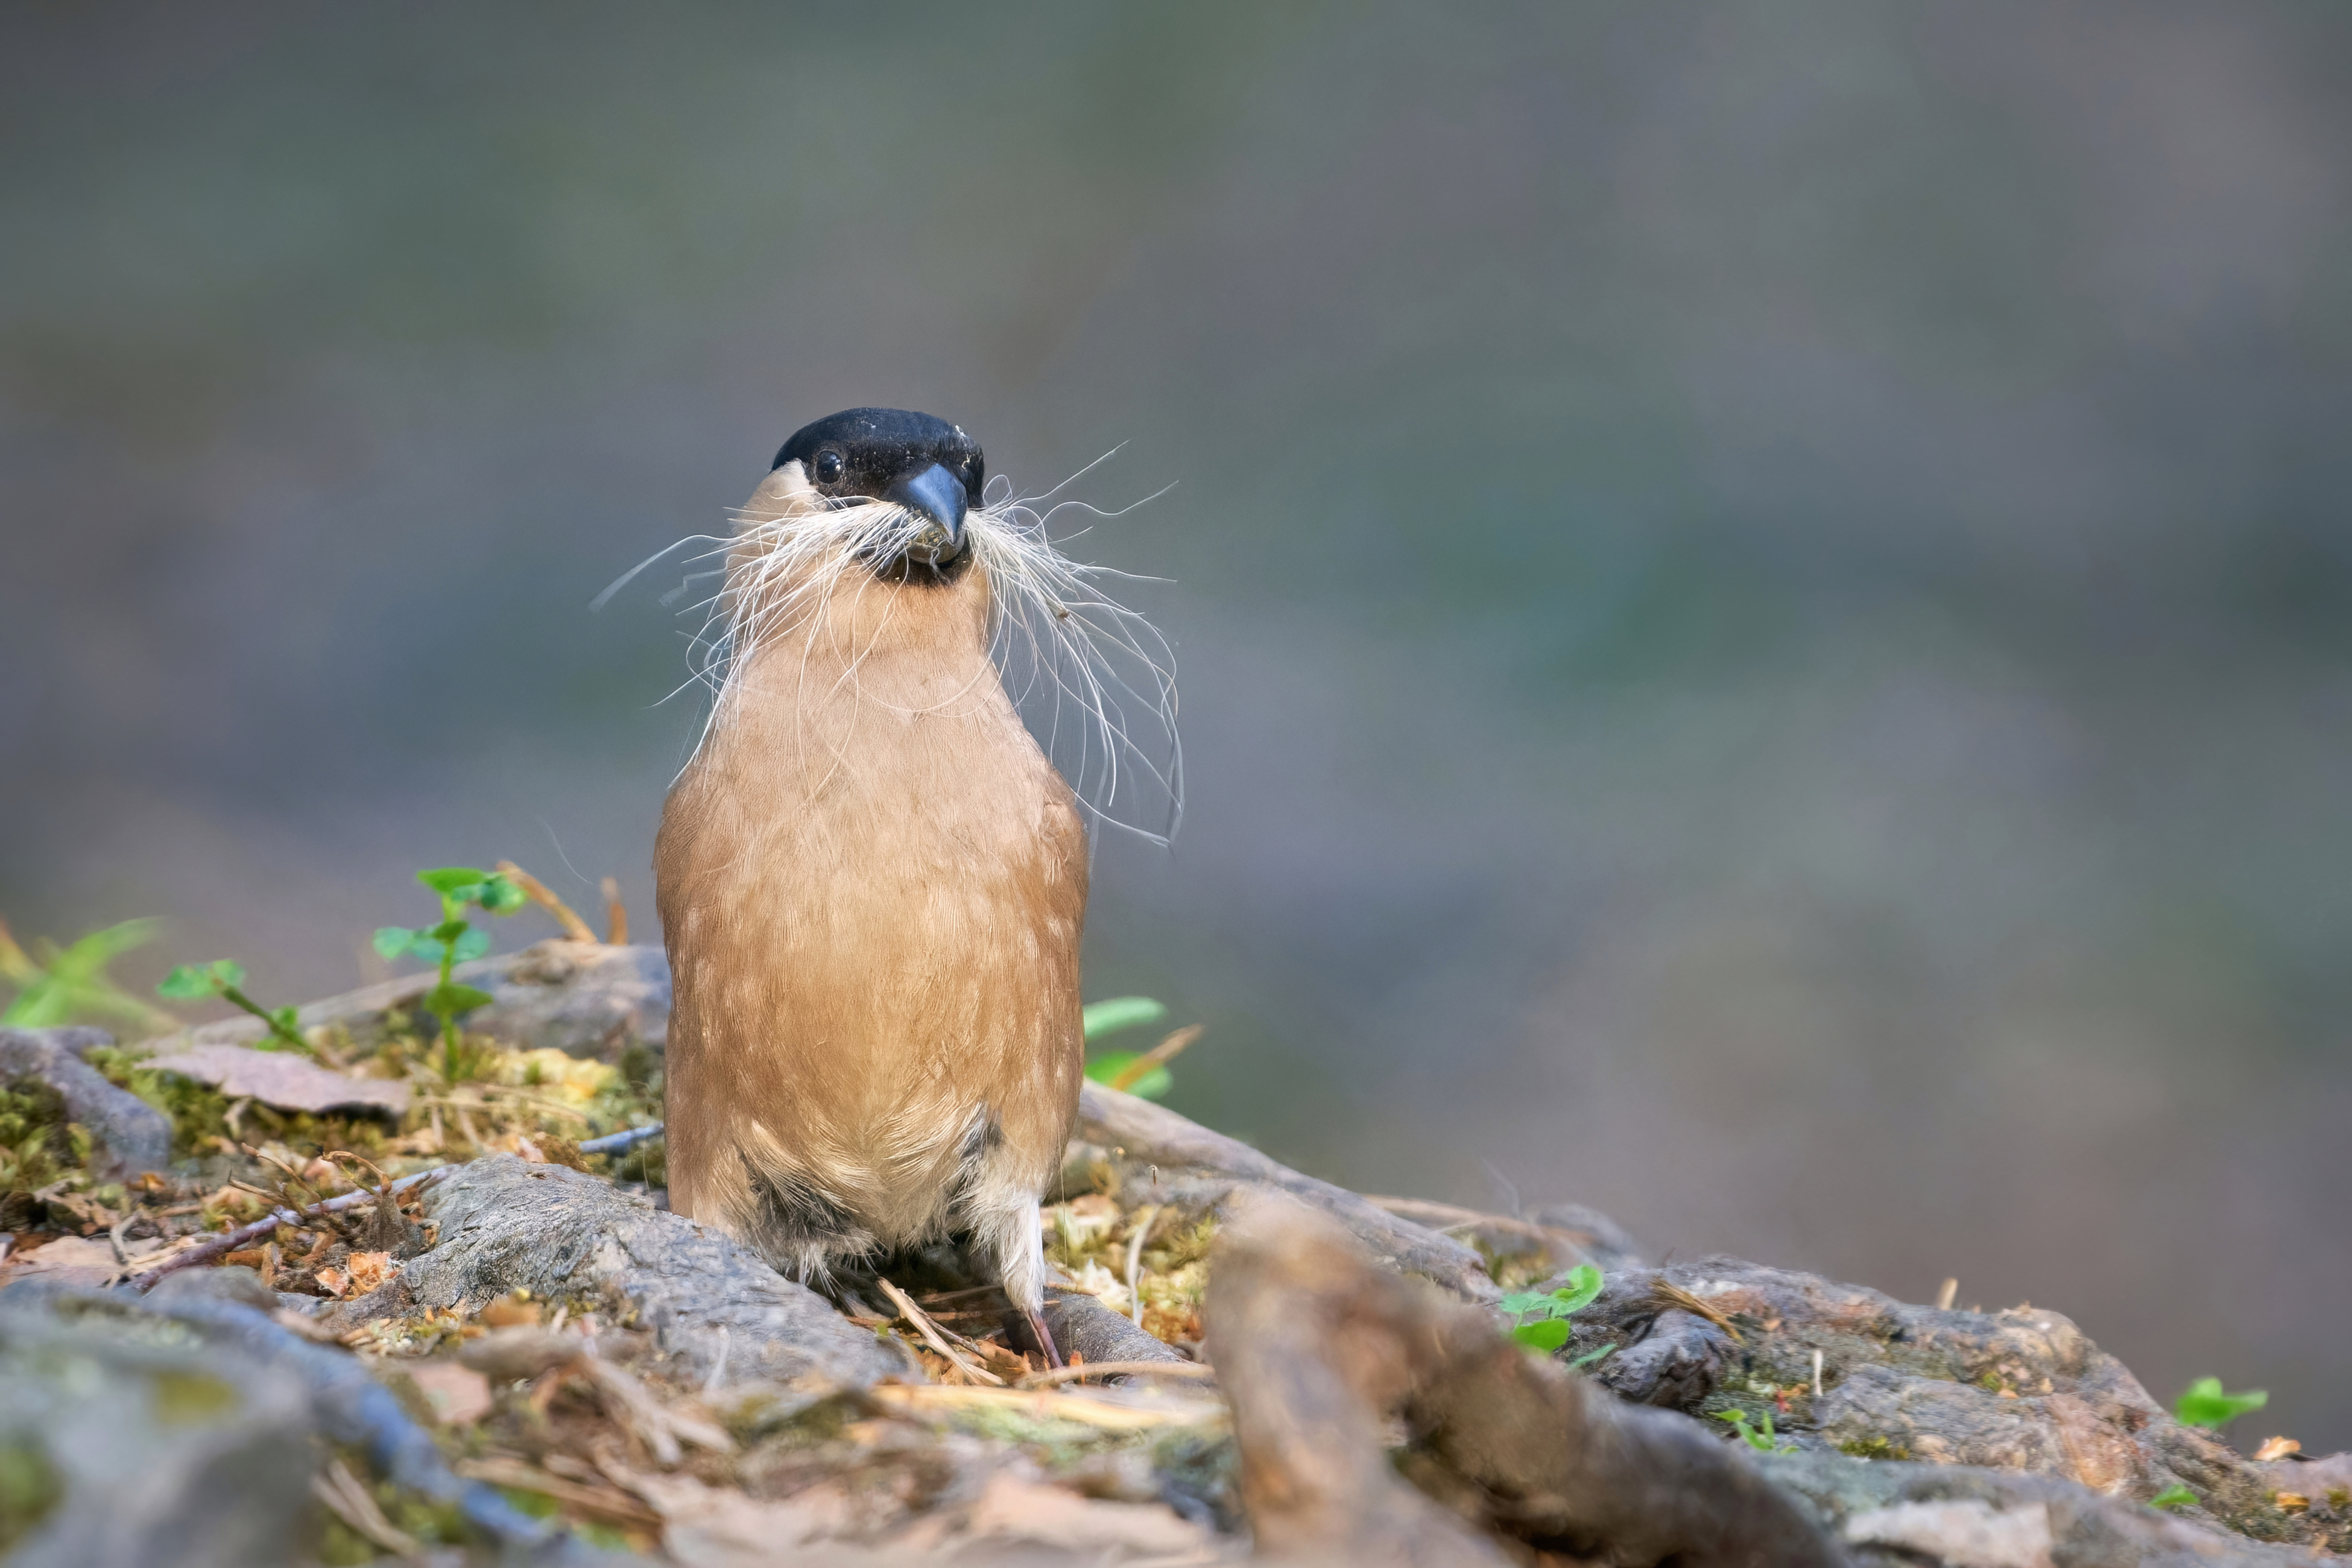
[812,450,846,485]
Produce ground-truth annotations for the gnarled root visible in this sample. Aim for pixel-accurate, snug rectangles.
[1209,1192,1844,1568]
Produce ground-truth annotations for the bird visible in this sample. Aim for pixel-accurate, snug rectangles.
[654,406,1125,1366]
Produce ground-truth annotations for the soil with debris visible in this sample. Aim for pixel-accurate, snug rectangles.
[0,941,2342,1567]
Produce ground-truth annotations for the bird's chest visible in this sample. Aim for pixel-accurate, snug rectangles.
[683,689,1073,949]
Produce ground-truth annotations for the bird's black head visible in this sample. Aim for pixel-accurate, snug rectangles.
[773,408,983,580]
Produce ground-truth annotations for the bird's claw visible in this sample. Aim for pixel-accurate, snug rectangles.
[1026,1306,1065,1370]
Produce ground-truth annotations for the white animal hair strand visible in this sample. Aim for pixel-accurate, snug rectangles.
[610,462,1183,845]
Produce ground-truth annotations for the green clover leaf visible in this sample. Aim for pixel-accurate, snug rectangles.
[1549,1264,1604,1315]
[2173,1378,2266,1430]
[157,964,219,1000]
[1511,1318,1573,1353]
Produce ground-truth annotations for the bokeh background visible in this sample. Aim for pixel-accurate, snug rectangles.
[7,2,2350,1444]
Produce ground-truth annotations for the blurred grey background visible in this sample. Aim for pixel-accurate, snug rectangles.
[5,2,2349,1443]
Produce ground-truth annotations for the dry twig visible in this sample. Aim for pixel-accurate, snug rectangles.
[455,1458,662,1527]
[129,1165,452,1290]
[311,1457,421,1558]
[1016,1360,1218,1389]
[580,1351,734,1467]
[1124,1202,1162,1325]
[1107,1025,1204,1092]
[876,1276,1005,1386]
[600,876,628,944]
[868,1383,1222,1432]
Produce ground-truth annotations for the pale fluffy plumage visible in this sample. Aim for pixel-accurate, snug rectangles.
[655,461,1087,1321]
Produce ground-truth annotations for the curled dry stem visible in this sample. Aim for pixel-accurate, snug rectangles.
[493,861,602,945]
[1107,1026,1204,1093]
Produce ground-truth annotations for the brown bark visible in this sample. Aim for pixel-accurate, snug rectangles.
[1207,1191,1845,1567]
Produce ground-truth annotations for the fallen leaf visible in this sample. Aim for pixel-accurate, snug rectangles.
[344,1250,396,1294]
[869,1383,1222,1432]
[143,1043,411,1116]
[458,1325,581,1383]
[408,1361,494,1426]
[964,1471,1212,1557]
[315,1266,349,1298]
[0,1234,122,1287]
[619,1470,853,1568]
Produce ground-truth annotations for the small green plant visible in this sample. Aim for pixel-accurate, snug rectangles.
[1715,1409,1797,1454]
[2148,1483,2198,1511]
[1498,1263,1604,1352]
[2174,1377,2268,1430]
[0,917,178,1034]
[373,867,528,1083]
[157,959,311,1052]
[1080,996,1177,1099]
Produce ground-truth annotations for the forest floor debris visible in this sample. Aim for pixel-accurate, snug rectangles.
[0,943,2344,1565]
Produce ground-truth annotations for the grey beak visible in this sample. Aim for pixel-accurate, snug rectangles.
[887,462,969,563]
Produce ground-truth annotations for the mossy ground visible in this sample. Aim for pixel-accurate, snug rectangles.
[2,1007,663,1294]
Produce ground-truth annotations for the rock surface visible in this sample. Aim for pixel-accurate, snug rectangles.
[1763,1450,2326,1567]
[0,1025,171,1180]
[359,1154,911,1388]
[184,940,671,1061]
[0,1287,318,1567]
[1556,1257,2349,1552]
[8,947,2342,1567]
[1073,1079,1493,1300]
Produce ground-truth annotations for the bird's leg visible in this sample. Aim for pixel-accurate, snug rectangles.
[961,1177,1063,1368]
[1026,1304,1066,1370]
